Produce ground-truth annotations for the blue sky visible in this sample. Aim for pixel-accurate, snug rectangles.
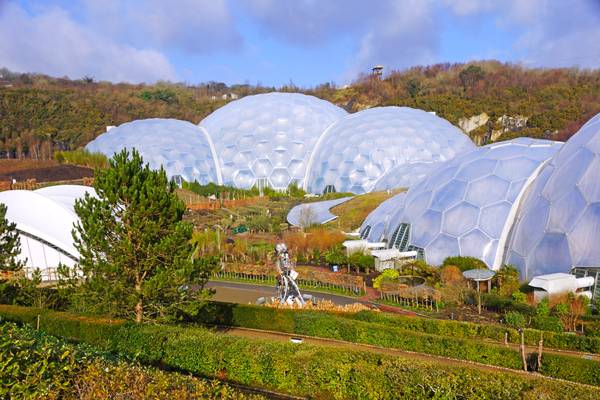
[1,0,600,87]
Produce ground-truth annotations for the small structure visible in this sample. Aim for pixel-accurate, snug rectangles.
[372,65,383,79]
[371,248,417,272]
[342,239,385,256]
[528,273,594,302]
[463,268,496,314]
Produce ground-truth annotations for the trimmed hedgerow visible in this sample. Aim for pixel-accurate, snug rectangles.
[1,304,599,387]
[347,308,600,353]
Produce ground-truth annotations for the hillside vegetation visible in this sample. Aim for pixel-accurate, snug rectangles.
[1,61,600,158]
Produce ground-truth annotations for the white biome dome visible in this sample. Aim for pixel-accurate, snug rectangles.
[86,118,222,185]
[505,113,600,279]
[304,107,475,194]
[199,92,347,190]
[373,138,562,268]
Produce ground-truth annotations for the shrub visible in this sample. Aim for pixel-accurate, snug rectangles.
[442,256,486,271]
[511,291,527,304]
[373,269,399,289]
[531,315,564,333]
[504,311,526,329]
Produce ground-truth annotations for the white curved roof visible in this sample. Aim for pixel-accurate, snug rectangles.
[86,118,222,185]
[374,138,562,268]
[34,185,97,214]
[0,190,81,259]
[505,113,600,279]
[304,107,475,194]
[200,92,347,190]
[286,196,353,227]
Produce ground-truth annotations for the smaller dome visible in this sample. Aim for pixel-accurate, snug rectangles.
[305,107,475,194]
[86,118,221,185]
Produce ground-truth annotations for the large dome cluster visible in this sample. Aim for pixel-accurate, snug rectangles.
[87,93,474,193]
[361,138,562,269]
[304,107,474,194]
[505,114,600,279]
[86,118,222,185]
[0,185,96,281]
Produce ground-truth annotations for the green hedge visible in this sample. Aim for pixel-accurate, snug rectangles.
[348,308,600,353]
[2,304,599,388]
[0,304,122,348]
[2,307,597,399]
[188,302,600,386]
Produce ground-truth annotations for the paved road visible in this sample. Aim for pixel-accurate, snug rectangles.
[206,280,359,305]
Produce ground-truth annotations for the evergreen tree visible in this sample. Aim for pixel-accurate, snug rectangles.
[67,149,215,322]
[0,203,25,274]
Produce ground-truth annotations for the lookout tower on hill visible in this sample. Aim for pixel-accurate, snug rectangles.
[372,65,383,79]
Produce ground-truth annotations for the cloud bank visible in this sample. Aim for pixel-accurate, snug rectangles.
[0,0,599,84]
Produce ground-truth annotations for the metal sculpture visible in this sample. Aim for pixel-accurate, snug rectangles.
[274,243,305,306]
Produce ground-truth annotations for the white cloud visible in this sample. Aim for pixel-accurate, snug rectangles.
[346,0,437,79]
[0,3,176,82]
[501,0,600,68]
[83,0,242,54]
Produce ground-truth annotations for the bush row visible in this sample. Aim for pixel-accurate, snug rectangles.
[191,301,600,354]
[2,304,599,387]
[189,302,600,386]
[0,320,263,400]
[1,307,597,399]
[349,309,600,353]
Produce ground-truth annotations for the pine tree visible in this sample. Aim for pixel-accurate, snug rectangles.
[0,203,25,275]
[67,149,216,322]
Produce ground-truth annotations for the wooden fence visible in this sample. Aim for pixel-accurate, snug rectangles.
[213,271,364,295]
[0,177,94,191]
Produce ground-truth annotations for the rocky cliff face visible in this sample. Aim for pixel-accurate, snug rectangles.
[459,113,529,144]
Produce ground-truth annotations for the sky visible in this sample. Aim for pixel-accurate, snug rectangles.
[1,0,600,87]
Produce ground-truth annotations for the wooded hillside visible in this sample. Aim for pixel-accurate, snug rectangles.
[1,60,600,159]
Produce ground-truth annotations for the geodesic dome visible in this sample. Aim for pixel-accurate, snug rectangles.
[379,138,562,268]
[86,118,222,185]
[359,192,406,243]
[200,92,347,190]
[505,113,600,279]
[372,161,440,192]
[304,107,475,194]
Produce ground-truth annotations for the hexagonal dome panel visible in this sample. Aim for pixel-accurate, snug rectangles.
[362,138,561,268]
[200,92,347,189]
[86,118,221,185]
[305,107,475,194]
[505,113,600,279]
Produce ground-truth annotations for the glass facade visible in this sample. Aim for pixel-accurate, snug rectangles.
[86,118,221,185]
[363,138,562,268]
[200,92,347,190]
[505,114,600,279]
[305,107,475,194]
